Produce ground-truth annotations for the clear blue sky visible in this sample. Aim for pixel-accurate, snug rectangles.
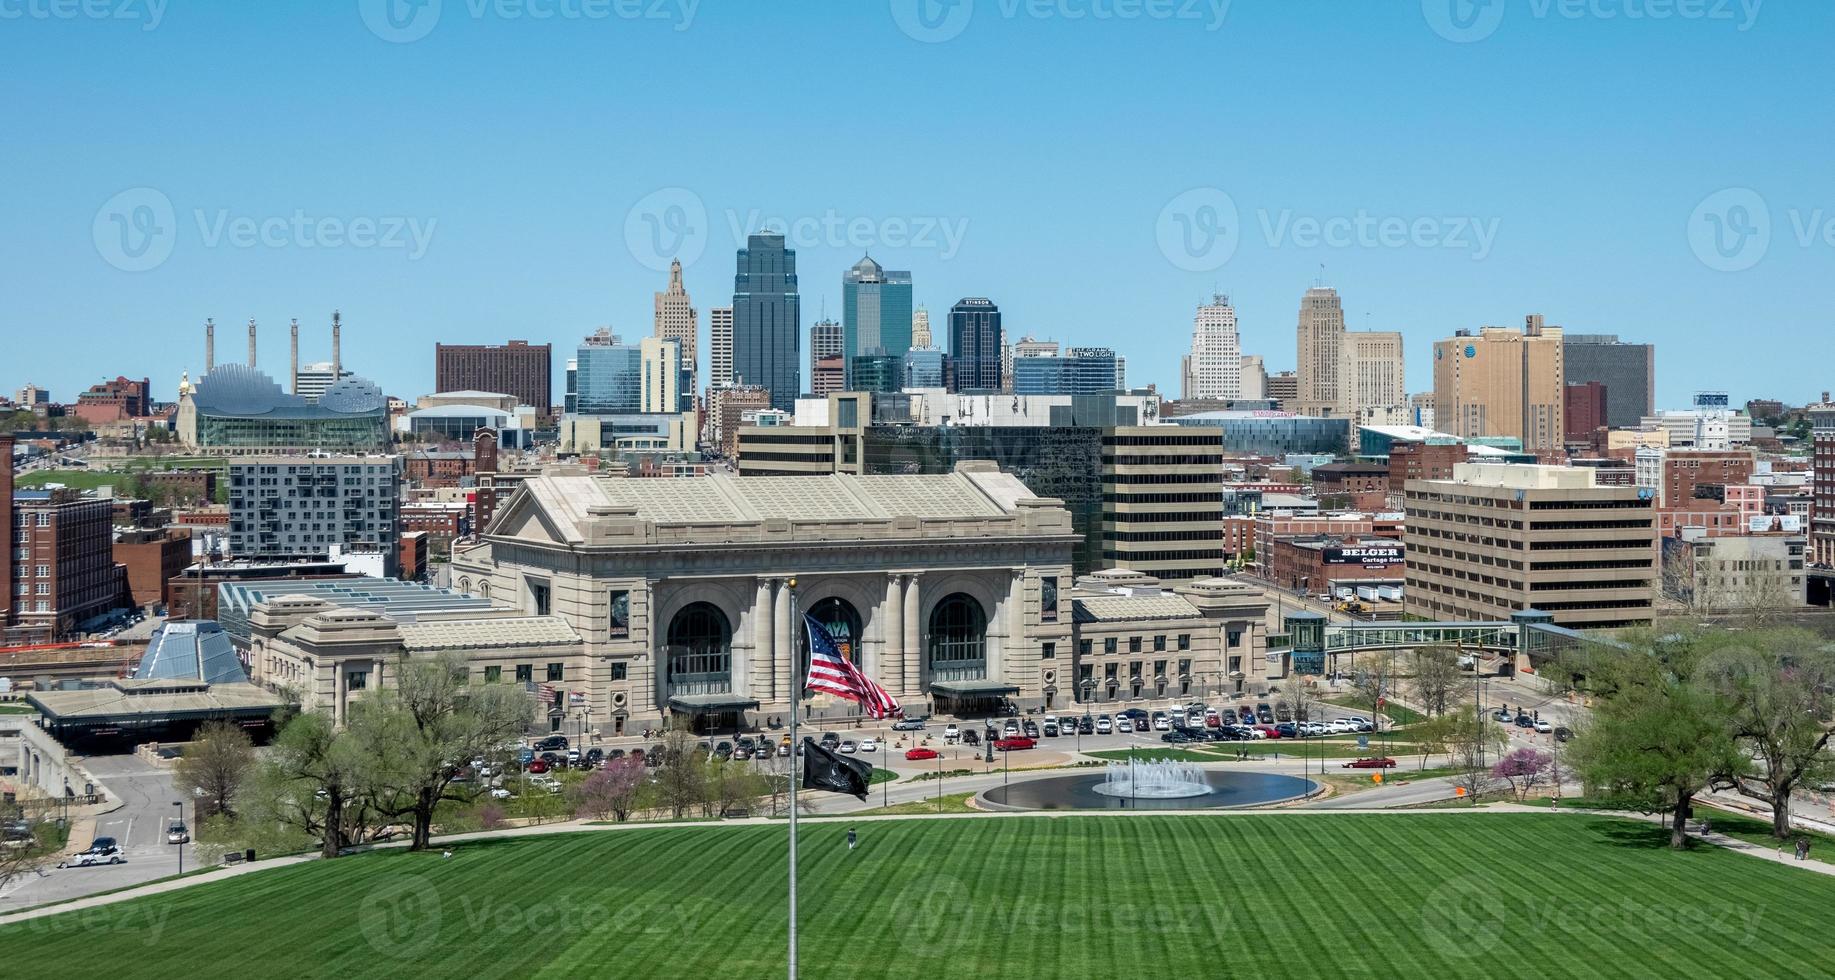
[4,0,1829,409]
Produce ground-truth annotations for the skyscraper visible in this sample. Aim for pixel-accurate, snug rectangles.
[1563,333,1655,429]
[841,256,913,386]
[709,307,734,390]
[1240,355,1267,401]
[911,305,932,349]
[574,330,643,414]
[639,336,688,414]
[1183,294,1242,400]
[1012,348,1120,395]
[1345,330,1406,420]
[435,340,552,414]
[1433,316,1566,453]
[1295,286,1346,417]
[948,298,1003,392]
[810,319,843,392]
[653,259,698,393]
[731,233,800,411]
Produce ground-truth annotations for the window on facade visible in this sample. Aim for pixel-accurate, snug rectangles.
[1228,656,1242,674]
[1129,636,1142,653]
[1153,635,1166,652]
[527,579,551,616]
[610,662,627,681]
[546,663,564,682]
[1041,642,1055,660]
[1040,576,1058,622]
[1227,628,1244,648]
[484,666,502,684]
[927,593,987,678]
[346,670,368,690]
[1177,634,1191,651]
[1078,639,1092,657]
[1104,637,1117,655]
[666,602,733,694]
[516,664,533,684]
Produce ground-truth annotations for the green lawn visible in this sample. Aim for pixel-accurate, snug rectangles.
[15,469,133,492]
[2,814,1830,977]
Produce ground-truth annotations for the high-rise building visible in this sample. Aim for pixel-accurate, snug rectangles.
[1183,295,1241,400]
[227,456,402,577]
[809,319,843,392]
[732,233,800,411]
[1012,348,1121,395]
[1344,330,1406,420]
[1565,381,1608,440]
[1403,463,1655,629]
[949,298,1004,392]
[1810,400,1835,567]
[811,355,846,397]
[1433,317,1566,453]
[1265,371,1298,410]
[639,337,689,414]
[0,435,12,630]
[435,340,553,416]
[841,256,913,386]
[6,486,119,640]
[1295,286,1346,417]
[903,348,946,389]
[849,355,903,394]
[574,331,643,414]
[1104,426,1227,581]
[293,362,354,403]
[1563,333,1655,429]
[1239,355,1267,401]
[709,307,734,391]
[653,259,699,393]
[911,305,932,349]
[73,376,151,423]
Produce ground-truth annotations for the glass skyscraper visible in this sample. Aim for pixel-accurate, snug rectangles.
[948,297,1003,391]
[842,256,913,387]
[732,232,801,411]
[574,332,643,414]
[1012,347,1120,395]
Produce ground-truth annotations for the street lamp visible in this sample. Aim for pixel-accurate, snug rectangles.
[173,801,184,876]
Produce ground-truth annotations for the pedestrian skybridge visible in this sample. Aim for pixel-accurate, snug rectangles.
[1281,609,1624,675]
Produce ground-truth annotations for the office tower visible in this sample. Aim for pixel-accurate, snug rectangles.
[709,307,734,390]
[810,319,843,391]
[1565,382,1608,439]
[1240,355,1267,401]
[1005,335,1058,392]
[948,298,1004,391]
[1410,391,1437,430]
[1012,348,1120,395]
[903,348,946,389]
[1115,356,1126,390]
[911,305,932,349]
[1183,294,1242,400]
[1403,464,1655,629]
[811,355,846,397]
[1104,426,1227,581]
[294,363,354,403]
[653,259,699,393]
[1811,400,1835,566]
[1265,371,1299,409]
[574,331,643,414]
[841,256,913,386]
[227,456,402,577]
[731,233,801,411]
[640,337,686,414]
[0,435,10,628]
[1433,316,1566,453]
[434,340,553,414]
[1345,330,1406,416]
[849,355,903,394]
[1563,333,1656,429]
[1295,286,1346,416]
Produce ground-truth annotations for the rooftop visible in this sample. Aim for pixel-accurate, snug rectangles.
[27,679,285,722]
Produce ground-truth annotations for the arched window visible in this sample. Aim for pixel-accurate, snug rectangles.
[666,602,732,695]
[479,581,491,600]
[927,593,987,681]
[458,577,471,594]
[800,596,862,672]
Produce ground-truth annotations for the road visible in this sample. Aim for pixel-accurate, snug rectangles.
[0,755,183,912]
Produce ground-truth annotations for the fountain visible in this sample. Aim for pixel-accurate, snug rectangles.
[1092,758,1213,799]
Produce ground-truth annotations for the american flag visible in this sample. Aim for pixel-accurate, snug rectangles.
[803,613,900,719]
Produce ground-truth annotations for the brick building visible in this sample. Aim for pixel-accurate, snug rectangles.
[1658,449,1756,509]
[73,376,151,424]
[1266,535,1405,594]
[434,341,552,418]
[405,449,476,489]
[402,502,470,558]
[1810,402,1835,567]
[143,470,218,505]
[114,527,192,608]
[8,487,122,640]
[1386,441,1464,499]
[1565,381,1608,441]
[399,531,429,582]
[1,435,12,629]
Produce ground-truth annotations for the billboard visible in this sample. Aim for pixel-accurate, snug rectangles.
[1749,515,1802,533]
[1322,545,1404,568]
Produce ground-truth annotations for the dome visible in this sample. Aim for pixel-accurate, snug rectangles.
[317,375,386,414]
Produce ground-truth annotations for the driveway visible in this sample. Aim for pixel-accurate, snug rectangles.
[0,755,183,911]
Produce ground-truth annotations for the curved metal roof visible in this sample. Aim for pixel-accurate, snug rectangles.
[193,364,385,418]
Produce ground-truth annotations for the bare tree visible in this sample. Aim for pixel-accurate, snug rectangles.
[1410,647,1461,717]
[652,724,706,819]
[0,791,58,890]
[1701,629,1835,838]
[573,757,646,822]
[174,721,257,822]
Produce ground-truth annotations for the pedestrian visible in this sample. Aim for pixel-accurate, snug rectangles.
[1805,838,1813,862]
[846,828,857,852]
[1795,837,1808,861]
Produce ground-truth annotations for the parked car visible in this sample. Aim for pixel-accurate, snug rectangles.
[993,736,1036,751]
[777,742,792,757]
[1078,716,1094,735]
[820,732,841,749]
[1256,704,1275,724]
[892,718,926,732]
[1554,726,1573,743]
[858,737,879,753]
[489,787,514,799]
[906,747,940,761]
[1274,704,1293,723]
[1254,724,1281,739]
[1534,719,1554,734]
[1343,757,1397,770]
[835,740,856,754]
[534,735,568,752]
[943,724,961,742]
[1515,714,1534,728]
[1042,721,1060,737]
[962,729,981,746]
[1022,721,1040,739]
[1003,720,1020,737]
[529,774,563,793]
[1121,708,1150,723]
[166,823,189,844]
[584,748,605,767]
[1492,708,1512,723]
[1342,716,1373,732]
[1275,722,1298,738]
[526,759,550,774]
[1116,718,1134,734]
[1220,709,1239,726]
[1095,716,1113,734]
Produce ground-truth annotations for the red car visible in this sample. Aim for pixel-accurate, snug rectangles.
[1343,757,1397,769]
[993,736,1036,751]
[905,747,940,761]
[1254,725,1282,739]
[526,759,550,774]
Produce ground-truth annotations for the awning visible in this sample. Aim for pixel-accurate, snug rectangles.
[929,680,1020,697]
[667,693,761,713]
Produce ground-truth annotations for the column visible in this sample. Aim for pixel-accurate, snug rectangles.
[883,574,905,692]
[1001,569,1025,681]
[773,577,792,705]
[902,574,922,698]
[753,578,775,704]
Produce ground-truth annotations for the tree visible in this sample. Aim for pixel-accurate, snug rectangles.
[348,652,534,850]
[652,724,706,819]
[1410,647,1461,717]
[1492,748,1554,802]
[1700,630,1835,839]
[1280,677,1318,724]
[174,721,257,822]
[1568,632,1746,848]
[1445,706,1507,799]
[0,791,59,890]
[244,711,391,859]
[573,757,646,822]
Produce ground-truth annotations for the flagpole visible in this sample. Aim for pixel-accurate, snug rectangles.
[786,578,800,980]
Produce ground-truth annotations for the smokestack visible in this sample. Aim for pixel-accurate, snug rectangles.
[332,310,342,379]
[290,319,300,395]
[205,318,216,371]
[247,317,258,367]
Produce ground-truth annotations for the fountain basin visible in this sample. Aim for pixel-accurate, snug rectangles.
[979,768,1315,811]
